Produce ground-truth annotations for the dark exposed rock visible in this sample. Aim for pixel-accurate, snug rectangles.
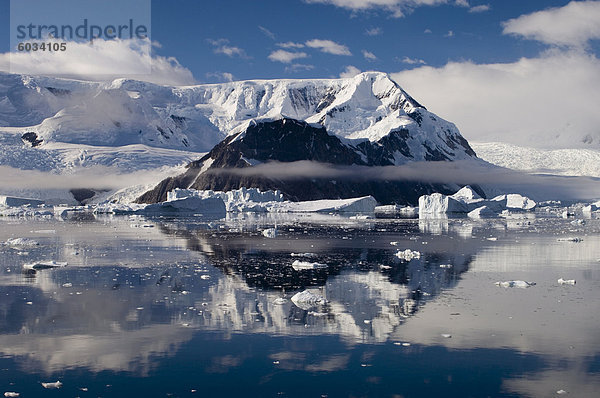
[137,118,476,205]
[21,132,43,147]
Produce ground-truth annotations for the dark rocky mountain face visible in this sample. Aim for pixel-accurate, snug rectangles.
[137,118,472,205]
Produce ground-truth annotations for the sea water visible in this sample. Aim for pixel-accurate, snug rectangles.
[0,213,598,397]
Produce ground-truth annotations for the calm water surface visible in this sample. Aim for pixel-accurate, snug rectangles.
[0,212,599,397]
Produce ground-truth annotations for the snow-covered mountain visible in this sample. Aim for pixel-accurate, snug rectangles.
[0,71,477,203]
[1,71,474,160]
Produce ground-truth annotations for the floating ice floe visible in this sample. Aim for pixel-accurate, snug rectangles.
[395,249,421,261]
[557,237,583,242]
[23,261,67,270]
[418,186,536,218]
[273,298,288,305]
[41,381,62,389]
[4,392,19,397]
[262,227,278,238]
[290,252,317,258]
[495,280,536,288]
[349,214,372,220]
[441,334,452,338]
[558,278,576,285]
[3,237,39,246]
[291,289,327,310]
[291,260,328,271]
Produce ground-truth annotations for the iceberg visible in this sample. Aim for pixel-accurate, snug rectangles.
[0,195,44,207]
[395,249,421,261]
[419,186,535,217]
[468,206,496,219]
[291,289,327,310]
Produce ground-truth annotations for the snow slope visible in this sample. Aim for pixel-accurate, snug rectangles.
[472,142,600,177]
[1,70,473,161]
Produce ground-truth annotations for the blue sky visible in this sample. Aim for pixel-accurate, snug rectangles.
[0,0,589,82]
[1,0,599,148]
[147,0,562,81]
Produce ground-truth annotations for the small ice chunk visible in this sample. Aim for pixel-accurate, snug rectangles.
[441,334,452,338]
[557,237,583,242]
[290,252,317,258]
[291,260,327,271]
[390,241,399,246]
[3,238,39,246]
[558,278,576,285]
[4,392,20,397]
[34,230,56,234]
[349,215,372,220]
[262,227,278,238]
[200,275,210,280]
[439,264,452,269]
[41,381,62,389]
[395,249,421,261]
[273,298,288,305]
[23,261,67,270]
[495,280,536,288]
[291,289,326,310]
[556,390,567,395]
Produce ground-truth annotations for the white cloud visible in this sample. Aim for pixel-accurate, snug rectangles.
[285,64,315,73]
[306,39,352,55]
[304,0,451,17]
[258,26,276,40]
[362,50,377,61]
[206,71,235,82]
[0,39,195,86]
[468,4,490,13]
[392,50,600,149]
[445,30,454,37]
[424,28,432,34]
[268,50,309,63]
[339,65,361,78]
[277,42,306,49]
[400,56,426,65]
[365,27,383,36]
[455,0,469,7]
[502,0,600,47]
[207,39,248,58]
